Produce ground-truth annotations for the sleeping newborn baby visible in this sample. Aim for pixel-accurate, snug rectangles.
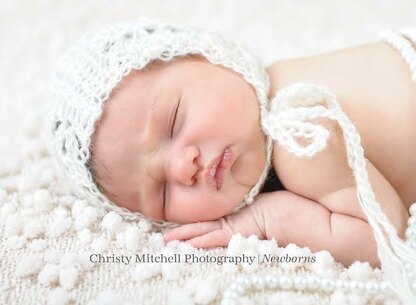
[46,21,416,298]
[91,51,411,268]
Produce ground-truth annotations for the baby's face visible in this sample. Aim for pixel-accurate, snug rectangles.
[91,56,266,223]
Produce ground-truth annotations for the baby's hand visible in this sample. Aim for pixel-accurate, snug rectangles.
[163,201,266,248]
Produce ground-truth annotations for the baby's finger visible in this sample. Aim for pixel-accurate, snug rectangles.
[163,220,221,242]
[188,229,232,249]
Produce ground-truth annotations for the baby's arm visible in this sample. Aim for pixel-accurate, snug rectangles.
[268,114,410,268]
[163,190,380,267]
[254,191,381,267]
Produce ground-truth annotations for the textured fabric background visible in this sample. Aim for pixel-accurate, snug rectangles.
[1,1,415,304]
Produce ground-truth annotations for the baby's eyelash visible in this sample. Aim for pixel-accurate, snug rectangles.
[170,99,181,138]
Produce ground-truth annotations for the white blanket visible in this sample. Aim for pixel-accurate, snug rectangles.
[1,1,415,304]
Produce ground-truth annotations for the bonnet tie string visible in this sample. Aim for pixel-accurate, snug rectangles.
[262,82,416,305]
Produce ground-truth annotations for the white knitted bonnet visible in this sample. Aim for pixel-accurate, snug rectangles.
[45,19,273,227]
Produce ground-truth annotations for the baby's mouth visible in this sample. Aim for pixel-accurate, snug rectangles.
[205,147,233,191]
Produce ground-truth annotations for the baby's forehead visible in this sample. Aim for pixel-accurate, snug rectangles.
[104,56,215,109]
[106,58,180,100]
[91,86,146,179]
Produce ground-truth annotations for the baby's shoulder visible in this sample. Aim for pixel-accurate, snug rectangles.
[271,116,354,203]
[271,116,408,232]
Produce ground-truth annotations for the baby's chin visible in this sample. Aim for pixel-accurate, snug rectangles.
[164,196,244,224]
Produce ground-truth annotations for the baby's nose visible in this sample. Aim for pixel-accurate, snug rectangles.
[168,145,199,186]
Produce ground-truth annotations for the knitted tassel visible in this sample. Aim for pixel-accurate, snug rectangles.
[263,83,416,305]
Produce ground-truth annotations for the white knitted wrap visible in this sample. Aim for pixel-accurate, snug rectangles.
[46,20,273,228]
